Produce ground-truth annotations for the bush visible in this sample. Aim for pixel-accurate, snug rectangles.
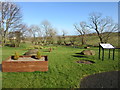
[34,45,43,49]
[34,46,39,49]
[49,48,52,52]
[39,46,43,49]
[13,52,19,60]
[36,51,41,59]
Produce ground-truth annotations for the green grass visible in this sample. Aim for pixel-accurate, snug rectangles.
[66,32,119,47]
[83,34,118,46]
[1,44,119,88]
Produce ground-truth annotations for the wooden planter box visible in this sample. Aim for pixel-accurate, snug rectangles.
[2,56,48,72]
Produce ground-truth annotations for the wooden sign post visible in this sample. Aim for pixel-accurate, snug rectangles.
[99,43,115,61]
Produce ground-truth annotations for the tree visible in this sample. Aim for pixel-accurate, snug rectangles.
[8,24,28,47]
[28,25,41,45]
[69,36,77,45]
[74,21,89,45]
[41,20,57,44]
[47,28,57,44]
[41,20,51,44]
[18,24,29,42]
[57,36,62,45]
[9,31,22,47]
[0,2,22,46]
[62,30,67,45]
[89,12,118,43]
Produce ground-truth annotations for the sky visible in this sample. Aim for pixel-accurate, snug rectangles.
[16,2,118,35]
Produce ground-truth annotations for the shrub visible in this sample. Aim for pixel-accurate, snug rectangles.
[36,51,41,59]
[34,46,44,49]
[34,46,39,49]
[26,46,34,50]
[13,52,19,60]
[39,46,43,49]
[49,48,52,52]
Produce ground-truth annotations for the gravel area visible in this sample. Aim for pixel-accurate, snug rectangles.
[8,57,45,61]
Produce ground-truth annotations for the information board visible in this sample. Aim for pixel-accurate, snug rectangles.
[100,43,114,49]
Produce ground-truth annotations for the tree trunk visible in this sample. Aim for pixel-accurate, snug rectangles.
[99,35,103,43]
[2,33,7,46]
[81,35,86,45]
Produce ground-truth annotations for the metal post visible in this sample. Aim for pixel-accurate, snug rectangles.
[99,44,101,59]
[102,48,104,61]
[113,49,115,60]
[108,49,110,59]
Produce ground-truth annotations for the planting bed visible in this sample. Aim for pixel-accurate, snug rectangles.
[2,55,48,72]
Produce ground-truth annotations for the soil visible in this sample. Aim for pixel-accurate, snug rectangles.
[76,60,95,64]
[9,56,45,61]
[80,71,119,88]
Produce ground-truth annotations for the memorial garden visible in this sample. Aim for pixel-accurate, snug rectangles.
[1,36,119,88]
[0,1,119,88]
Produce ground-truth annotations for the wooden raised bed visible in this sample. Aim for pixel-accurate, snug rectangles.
[2,55,48,72]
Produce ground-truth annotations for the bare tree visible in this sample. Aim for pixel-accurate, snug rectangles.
[15,24,28,44]
[19,24,29,41]
[41,20,57,44]
[74,21,89,45]
[47,28,57,44]
[28,25,41,45]
[62,30,67,45]
[89,12,118,43]
[57,36,62,45]
[41,20,52,44]
[8,24,28,47]
[9,31,22,47]
[69,36,77,45]
[0,2,22,46]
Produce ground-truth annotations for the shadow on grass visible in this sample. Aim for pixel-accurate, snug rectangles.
[43,51,50,52]
[72,55,87,58]
[0,64,1,72]
[72,52,87,58]
[75,53,82,54]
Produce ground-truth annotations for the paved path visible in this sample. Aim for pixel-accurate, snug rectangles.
[80,71,119,88]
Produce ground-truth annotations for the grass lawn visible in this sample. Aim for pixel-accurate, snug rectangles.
[1,44,119,88]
